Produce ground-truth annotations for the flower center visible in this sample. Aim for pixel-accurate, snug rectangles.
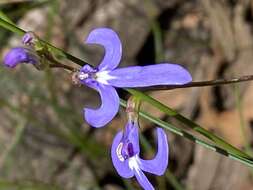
[116,141,135,162]
[128,155,141,172]
[77,65,98,82]
[78,72,89,80]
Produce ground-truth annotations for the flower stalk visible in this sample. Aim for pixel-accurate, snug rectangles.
[126,96,141,124]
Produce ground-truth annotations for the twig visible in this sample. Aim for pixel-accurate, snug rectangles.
[138,75,253,91]
[49,64,76,72]
[45,54,77,72]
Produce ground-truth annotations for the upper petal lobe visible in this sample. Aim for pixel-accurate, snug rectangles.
[85,28,122,71]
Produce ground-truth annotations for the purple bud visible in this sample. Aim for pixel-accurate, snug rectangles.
[3,47,39,68]
[22,32,36,45]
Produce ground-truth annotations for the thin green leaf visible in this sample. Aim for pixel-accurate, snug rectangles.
[0,11,14,24]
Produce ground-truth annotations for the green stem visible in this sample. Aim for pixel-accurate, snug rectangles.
[0,16,25,35]
[126,89,252,159]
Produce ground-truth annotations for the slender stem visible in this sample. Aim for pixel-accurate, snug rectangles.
[139,74,253,91]
[49,64,76,71]
[0,17,89,67]
[46,54,77,72]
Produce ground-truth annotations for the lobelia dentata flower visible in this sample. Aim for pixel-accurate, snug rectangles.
[111,98,169,190]
[78,27,192,128]
[111,120,169,190]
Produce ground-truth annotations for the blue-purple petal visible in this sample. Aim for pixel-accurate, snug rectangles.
[134,169,154,190]
[121,122,140,155]
[85,28,122,71]
[111,131,134,178]
[83,83,119,128]
[3,47,38,68]
[107,63,192,87]
[140,128,169,175]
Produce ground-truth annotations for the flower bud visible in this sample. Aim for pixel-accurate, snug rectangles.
[22,32,37,45]
[3,47,39,68]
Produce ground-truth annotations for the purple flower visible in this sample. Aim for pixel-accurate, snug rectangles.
[3,47,39,68]
[111,121,169,190]
[79,28,192,127]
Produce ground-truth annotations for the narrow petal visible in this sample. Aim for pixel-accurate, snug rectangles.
[111,131,134,178]
[84,83,119,127]
[134,169,155,190]
[122,122,140,155]
[107,63,192,87]
[140,128,169,175]
[85,28,122,71]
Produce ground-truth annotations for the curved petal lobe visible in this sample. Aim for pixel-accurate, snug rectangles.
[85,28,122,71]
[107,63,192,87]
[140,128,169,175]
[134,169,154,190]
[83,83,119,128]
[111,131,134,178]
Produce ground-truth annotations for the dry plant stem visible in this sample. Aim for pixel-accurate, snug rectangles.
[139,75,253,91]
[49,64,76,72]
[46,54,77,72]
